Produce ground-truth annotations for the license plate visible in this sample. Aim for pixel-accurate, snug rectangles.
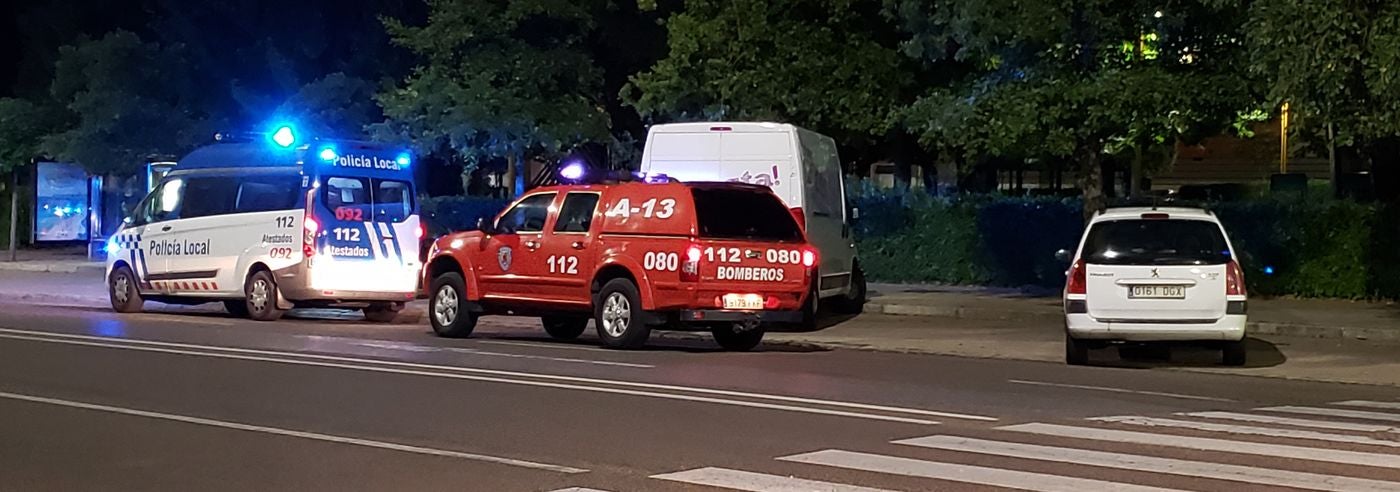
[1129,285,1186,299]
[722,294,764,310]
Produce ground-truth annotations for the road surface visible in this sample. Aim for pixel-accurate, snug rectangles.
[1,302,1398,491]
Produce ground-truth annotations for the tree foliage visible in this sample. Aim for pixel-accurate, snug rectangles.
[626,0,912,142]
[375,0,612,173]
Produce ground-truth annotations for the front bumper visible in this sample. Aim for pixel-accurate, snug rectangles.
[679,309,804,324]
[1066,313,1247,342]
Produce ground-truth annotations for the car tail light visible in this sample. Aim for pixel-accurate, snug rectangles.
[801,248,817,268]
[1066,259,1087,295]
[764,295,780,309]
[303,216,319,258]
[416,223,426,240]
[681,242,702,282]
[790,207,806,230]
[1226,260,1247,296]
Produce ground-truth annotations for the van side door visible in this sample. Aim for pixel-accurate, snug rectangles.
[131,177,186,291]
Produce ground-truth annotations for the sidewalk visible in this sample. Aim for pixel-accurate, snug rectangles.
[0,247,103,274]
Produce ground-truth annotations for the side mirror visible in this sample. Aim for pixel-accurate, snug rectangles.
[477,217,494,235]
[1054,249,1072,263]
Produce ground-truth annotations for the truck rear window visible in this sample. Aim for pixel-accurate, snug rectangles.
[1082,219,1232,265]
[692,188,802,242]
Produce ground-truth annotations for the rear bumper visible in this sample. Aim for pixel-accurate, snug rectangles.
[679,309,804,324]
[276,263,416,304]
[1066,313,1247,341]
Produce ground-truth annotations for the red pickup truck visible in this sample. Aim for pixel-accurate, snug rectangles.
[421,180,816,350]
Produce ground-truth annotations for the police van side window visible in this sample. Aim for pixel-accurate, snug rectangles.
[495,193,554,234]
[180,177,239,219]
[138,178,185,224]
[553,193,600,233]
[235,175,300,213]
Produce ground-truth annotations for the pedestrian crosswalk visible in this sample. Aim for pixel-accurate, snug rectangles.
[648,398,1400,491]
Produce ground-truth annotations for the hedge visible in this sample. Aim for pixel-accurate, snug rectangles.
[851,182,1400,300]
[420,195,510,239]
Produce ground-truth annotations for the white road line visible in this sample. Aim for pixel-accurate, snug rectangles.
[1262,406,1400,423]
[651,467,892,492]
[0,332,940,426]
[0,390,587,474]
[1336,401,1400,411]
[0,327,993,422]
[479,340,615,353]
[1090,415,1400,448]
[349,341,654,368]
[1001,423,1400,470]
[778,449,1184,492]
[1181,411,1400,434]
[1007,379,1235,402]
[896,435,1400,492]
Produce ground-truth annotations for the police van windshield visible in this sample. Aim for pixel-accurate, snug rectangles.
[692,187,802,242]
[323,177,415,222]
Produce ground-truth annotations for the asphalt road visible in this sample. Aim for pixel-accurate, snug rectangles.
[1,302,1399,491]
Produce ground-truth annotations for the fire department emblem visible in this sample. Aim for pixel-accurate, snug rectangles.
[497,246,513,271]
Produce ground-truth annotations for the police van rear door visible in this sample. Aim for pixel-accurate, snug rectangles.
[310,143,420,293]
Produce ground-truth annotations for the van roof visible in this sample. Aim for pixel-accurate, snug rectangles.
[648,122,798,134]
[178,142,300,170]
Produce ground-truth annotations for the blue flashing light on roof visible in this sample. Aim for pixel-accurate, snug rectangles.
[1263,265,1276,276]
[271,125,296,148]
[319,147,338,161]
[560,161,585,181]
[395,153,412,167]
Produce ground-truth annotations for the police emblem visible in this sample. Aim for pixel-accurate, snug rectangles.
[497,246,513,271]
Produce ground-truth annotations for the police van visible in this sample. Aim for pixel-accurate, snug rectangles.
[105,126,421,322]
[638,122,866,323]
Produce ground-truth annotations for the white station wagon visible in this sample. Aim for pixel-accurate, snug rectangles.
[1059,207,1248,366]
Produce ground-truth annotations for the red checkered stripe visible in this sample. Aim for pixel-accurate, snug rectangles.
[152,281,220,291]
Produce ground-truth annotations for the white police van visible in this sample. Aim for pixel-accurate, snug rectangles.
[105,126,421,322]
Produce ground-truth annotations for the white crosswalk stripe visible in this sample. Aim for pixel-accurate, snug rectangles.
[779,449,1185,492]
[1336,400,1400,411]
[1180,410,1400,433]
[652,403,1400,491]
[895,434,1400,492]
[1090,415,1400,448]
[1261,405,1400,423]
[651,467,893,492]
[1000,422,1400,469]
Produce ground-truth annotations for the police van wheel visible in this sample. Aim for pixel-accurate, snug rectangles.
[542,315,588,340]
[831,264,867,315]
[108,266,144,313]
[223,300,249,317]
[363,303,401,323]
[712,324,764,352]
[244,270,285,322]
[595,279,650,349]
[430,273,477,338]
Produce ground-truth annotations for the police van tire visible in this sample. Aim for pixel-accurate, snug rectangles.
[712,325,764,352]
[542,316,588,340]
[244,270,286,322]
[223,300,249,317]
[595,279,650,349]
[831,264,867,315]
[109,266,144,313]
[363,303,400,323]
[430,273,477,338]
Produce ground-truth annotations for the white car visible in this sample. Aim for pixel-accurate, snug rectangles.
[1059,207,1248,366]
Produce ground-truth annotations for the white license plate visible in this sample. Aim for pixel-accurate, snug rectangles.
[1129,285,1186,299]
[722,294,764,310]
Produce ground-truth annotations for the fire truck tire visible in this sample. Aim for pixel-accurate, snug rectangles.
[542,315,588,340]
[595,278,651,349]
[430,273,477,338]
[712,324,765,352]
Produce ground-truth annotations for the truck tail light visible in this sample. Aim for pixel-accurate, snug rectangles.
[1066,259,1087,295]
[801,247,817,268]
[681,242,702,282]
[1226,260,1247,296]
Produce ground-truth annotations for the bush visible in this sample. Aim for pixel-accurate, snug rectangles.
[848,179,1398,299]
[420,195,509,239]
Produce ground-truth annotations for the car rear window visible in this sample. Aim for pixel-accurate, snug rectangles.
[692,187,802,241]
[1082,219,1232,265]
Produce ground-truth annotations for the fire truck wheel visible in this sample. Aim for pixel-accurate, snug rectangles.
[712,324,765,352]
[595,278,651,349]
[542,315,588,340]
[430,273,477,338]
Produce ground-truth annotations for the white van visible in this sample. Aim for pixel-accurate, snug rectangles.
[104,127,422,322]
[638,122,865,319]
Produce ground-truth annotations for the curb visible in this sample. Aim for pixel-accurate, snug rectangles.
[866,300,1397,342]
[0,262,105,274]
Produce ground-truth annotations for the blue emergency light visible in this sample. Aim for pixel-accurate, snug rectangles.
[271,125,297,148]
[396,153,412,167]
[319,147,338,161]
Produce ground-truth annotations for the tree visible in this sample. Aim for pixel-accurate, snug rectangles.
[274,73,384,140]
[375,0,613,196]
[0,99,63,173]
[625,0,913,148]
[1238,0,1400,201]
[890,1,1253,217]
[41,31,219,175]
